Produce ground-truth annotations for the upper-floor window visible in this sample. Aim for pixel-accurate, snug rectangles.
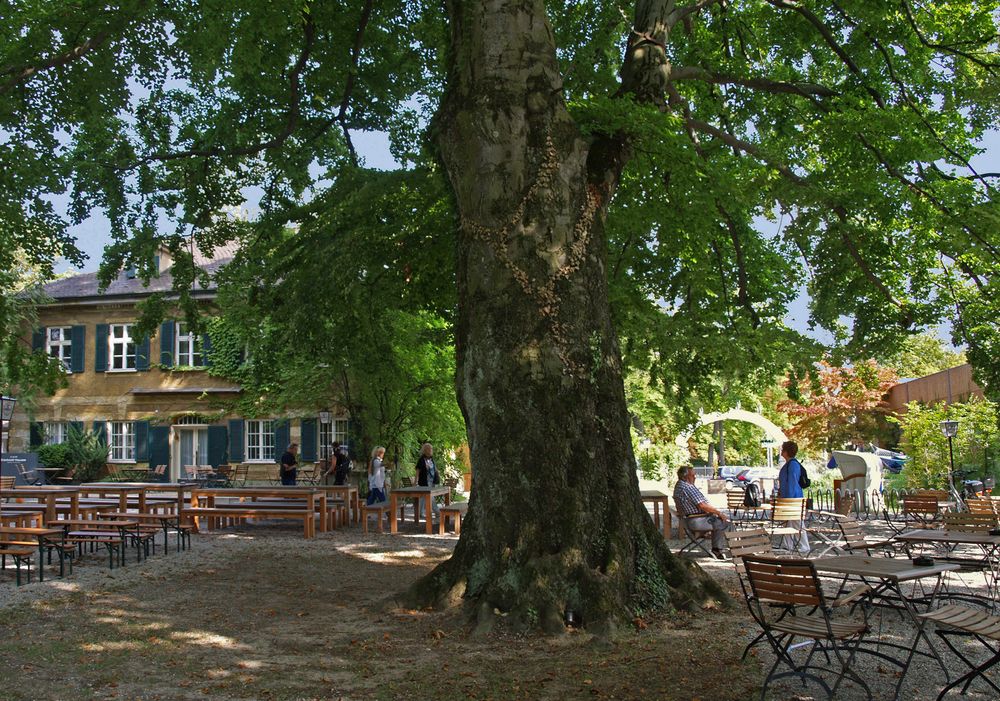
[108,421,136,462]
[109,324,136,371]
[245,419,275,463]
[175,322,203,367]
[47,327,73,372]
[45,421,71,445]
[319,417,349,458]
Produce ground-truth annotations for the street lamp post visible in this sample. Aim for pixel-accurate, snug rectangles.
[940,419,960,499]
[318,410,332,478]
[1,395,17,487]
[761,439,776,470]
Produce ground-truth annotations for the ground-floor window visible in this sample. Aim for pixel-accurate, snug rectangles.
[44,421,71,444]
[108,421,136,462]
[318,417,349,458]
[246,419,274,462]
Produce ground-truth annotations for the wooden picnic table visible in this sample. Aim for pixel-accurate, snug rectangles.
[313,485,360,524]
[187,487,329,538]
[640,490,671,538]
[79,482,194,520]
[0,509,45,527]
[0,526,68,581]
[4,486,82,523]
[389,486,451,535]
[812,553,961,700]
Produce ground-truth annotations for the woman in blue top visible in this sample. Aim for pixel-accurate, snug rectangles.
[778,440,804,498]
[777,440,810,552]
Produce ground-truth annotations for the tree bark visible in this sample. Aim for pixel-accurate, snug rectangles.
[407,0,725,633]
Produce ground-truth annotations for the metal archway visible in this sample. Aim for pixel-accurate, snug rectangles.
[674,408,788,447]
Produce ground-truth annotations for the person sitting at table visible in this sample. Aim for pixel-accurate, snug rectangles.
[777,440,810,553]
[367,446,387,505]
[415,442,440,521]
[280,442,299,486]
[672,465,730,559]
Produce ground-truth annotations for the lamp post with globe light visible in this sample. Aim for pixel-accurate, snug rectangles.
[940,419,959,500]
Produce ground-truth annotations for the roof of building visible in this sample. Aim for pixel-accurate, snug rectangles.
[41,241,238,301]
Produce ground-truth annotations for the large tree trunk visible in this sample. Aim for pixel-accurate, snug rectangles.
[408,0,725,634]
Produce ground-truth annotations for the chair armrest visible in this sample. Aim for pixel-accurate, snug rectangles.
[831,584,871,608]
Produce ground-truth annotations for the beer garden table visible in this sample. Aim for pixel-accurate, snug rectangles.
[0,526,66,581]
[4,485,82,523]
[894,529,1000,605]
[389,486,451,535]
[811,553,960,700]
[640,490,671,538]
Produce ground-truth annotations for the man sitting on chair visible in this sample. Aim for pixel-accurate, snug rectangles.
[673,465,731,559]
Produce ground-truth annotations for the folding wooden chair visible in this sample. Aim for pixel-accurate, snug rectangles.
[835,517,897,557]
[885,493,942,535]
[743,556,872,701]
[15,463,42,485]
[919,604,1000,700]
[726,489,747,522]
[677,514,715,558]
[232,464,249,487]
[769,497,807,552]
[726,528,779,660]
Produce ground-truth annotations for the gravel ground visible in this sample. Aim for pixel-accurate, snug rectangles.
[1,510,997,700]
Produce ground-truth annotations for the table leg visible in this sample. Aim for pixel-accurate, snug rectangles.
[318,494,327,533]
[891,576,950,701]
[425,495,433,535]
[390,493,398,534]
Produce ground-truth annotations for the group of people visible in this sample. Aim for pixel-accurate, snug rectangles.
[277,441,355,486]
[277,439,443,514]
[672,440,810,558]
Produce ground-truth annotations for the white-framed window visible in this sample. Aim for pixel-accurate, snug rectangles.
[245,419,275,462]
[45,422,71,445]
[175,322,203,367]
[318,417,349,458]
[109,323,136,371]
[108,421,136,462]
[47,326,73,372]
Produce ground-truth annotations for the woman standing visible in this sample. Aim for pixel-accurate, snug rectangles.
[368,446,387,505]
[415,442,440,520]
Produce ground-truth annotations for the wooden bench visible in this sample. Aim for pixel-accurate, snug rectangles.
[362,502,391,534]
[211,498,342,530]
[184,506,317,538]
[439,502,468,535]
[98,511,194,553]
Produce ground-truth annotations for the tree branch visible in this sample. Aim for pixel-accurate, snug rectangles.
[670,0,722,24]
[0,22,118,95]
[670,65,839,98]
[900,0,1000,73]
[127,7,316,168]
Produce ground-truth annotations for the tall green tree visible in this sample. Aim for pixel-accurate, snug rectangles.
[3,1,998,630]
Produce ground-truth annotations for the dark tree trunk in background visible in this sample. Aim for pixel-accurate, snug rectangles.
[407,0,724,633]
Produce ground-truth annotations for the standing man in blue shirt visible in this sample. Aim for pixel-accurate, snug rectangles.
[777,441,810,553]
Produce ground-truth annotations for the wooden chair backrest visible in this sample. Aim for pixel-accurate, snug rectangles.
[743,556,823,607]
[401,476,413,487]
[903,494,939,516]
[183,465,198,479]
[724,528,772,574]
[771,497,805,522]
[943,512,996,533]
[216,464,233,477]
[966,498,996,516]
[726,490,746,510]
[154,464,167,476]
[0,476,14,490]
[233,464,249,483]
[836,517,869,550]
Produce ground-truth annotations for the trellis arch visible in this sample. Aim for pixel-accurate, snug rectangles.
[674,408,788,447]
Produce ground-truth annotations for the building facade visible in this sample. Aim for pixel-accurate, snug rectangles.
[886,364,985,414]
[9,246,350,481]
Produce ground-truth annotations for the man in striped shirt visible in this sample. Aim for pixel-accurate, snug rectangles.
[672,465,731,558]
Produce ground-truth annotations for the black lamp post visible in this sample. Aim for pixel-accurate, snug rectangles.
[940,419,959,496]
[1,394,17,488]
[319,410,331,480]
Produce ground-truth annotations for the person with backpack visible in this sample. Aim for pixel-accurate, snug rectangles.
[777,440,810,553]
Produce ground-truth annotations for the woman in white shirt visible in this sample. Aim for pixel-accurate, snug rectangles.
[367,446,387,505]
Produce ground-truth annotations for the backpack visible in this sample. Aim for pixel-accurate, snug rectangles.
[796,461,811,489]
[743,482,761,508]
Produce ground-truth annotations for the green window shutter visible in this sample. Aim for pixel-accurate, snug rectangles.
[135,421,149,462]
[201,332,212,367]
[136,335,151,371]
[207,425,228,467]
[228,420,244,463]
[29,422,44,448]
[160,322,175,367]
[70,326,86,373]
[95,324,108,372]
[92,421,107,446]
[273,419,290,462]
[300,419,317,462]
[148,426,170,473]
[32,330,45,352]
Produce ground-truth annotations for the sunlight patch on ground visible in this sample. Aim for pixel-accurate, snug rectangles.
[81,640,144,652]
[169,630,247,648]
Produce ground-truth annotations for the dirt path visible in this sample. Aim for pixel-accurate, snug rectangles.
[0,527,760,701]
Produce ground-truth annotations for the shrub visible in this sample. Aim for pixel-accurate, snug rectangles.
[35,442,73,477]
[64,425,110,483]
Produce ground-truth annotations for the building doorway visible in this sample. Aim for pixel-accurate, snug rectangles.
[172,423,209,481]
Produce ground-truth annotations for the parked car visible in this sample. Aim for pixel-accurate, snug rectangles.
[719,465,778,487]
